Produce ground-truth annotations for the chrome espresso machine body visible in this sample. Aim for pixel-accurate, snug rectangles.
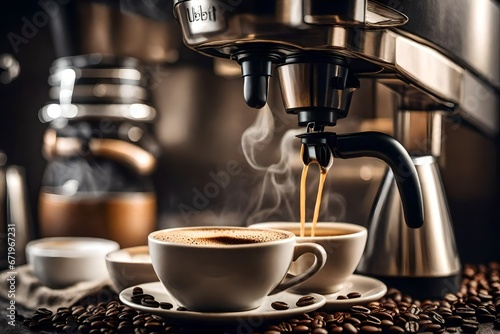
[172,0,500,298]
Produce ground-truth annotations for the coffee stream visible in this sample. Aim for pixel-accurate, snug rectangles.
[299,145,330,237]
[241,106,341,229]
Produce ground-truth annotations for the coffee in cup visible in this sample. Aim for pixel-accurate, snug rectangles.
[249,222,367,294]
[148,226,327,312]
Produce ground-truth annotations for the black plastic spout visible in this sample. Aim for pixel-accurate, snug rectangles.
[236,51,281,109]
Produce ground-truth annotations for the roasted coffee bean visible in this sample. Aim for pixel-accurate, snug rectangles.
[404,321,419,333]
[408,305,420,315]
[325,313,345,324]
[380,319,394,329]
[351,305,371,314]
[467,296,482,305]
[431,312,445,325]
[364,315,382,326]
[478,292,493,302]
[386,325,404,334]
[264,330,281,334]
[373,311,393,322]
[90,320,109,329]
[160,302,173,310]
[401,312,419,321]
[311,318,326,328]
[419,319,433,327]
[297,319,312,327]
[455,307,476,317]
[57,307,71,313]
[476,306,491,315]
[444,293,458,303]
[422,304,438,312]
[437,307,452,317]
[368,301,382,308]
[144,320,163,331]
[383,301,397,310]
[445,315,463,327]
[347,292,362,299]
[360,325,381,334]
[141,298,160,308]
[293,324,310,333]
[130,293,154,303]
[105,308,119,317]
[297,295,317,307]
[337,295,349,300]
[343,322,358,334]
[478,313,496,323]
[278,321,294,331]
[36,307,53,316]
[133,319,145,327]
[132,286,143,295]
[312,328,328,334]
[271,301,290,310]
[461,322,479,332]
[344,317,361,325]
[423,323,443,332]
[351,312,368,321]
[329,325,344,333]
[117,312,134,321]
[117,323,134,334]
[177,306,188,311]
[393,315,407,327]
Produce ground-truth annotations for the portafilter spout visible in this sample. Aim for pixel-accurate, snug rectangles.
[298,131,424,229]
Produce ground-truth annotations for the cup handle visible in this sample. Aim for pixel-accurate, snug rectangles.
[269,242,327,295]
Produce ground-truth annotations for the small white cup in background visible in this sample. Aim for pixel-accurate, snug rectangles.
[105,246,158,293]
[26,237,119,289]
[249,222,367,295]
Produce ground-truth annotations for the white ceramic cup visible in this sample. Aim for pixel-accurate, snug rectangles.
[249,222,367,295]
[148,226,327,312]
[26,237,119,289]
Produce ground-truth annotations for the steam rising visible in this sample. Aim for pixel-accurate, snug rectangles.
[241,105,301,225]
[241,105,346,225]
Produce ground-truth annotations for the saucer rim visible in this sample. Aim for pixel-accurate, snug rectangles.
[119,282,327,322]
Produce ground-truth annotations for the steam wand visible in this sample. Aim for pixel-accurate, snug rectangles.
[298,130,424,229]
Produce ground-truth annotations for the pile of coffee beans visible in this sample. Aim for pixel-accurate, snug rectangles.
[21,262,500,334]
[22,301,183,333]
[256,263,500,334]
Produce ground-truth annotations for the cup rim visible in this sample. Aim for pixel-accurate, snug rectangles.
[248,222,367,240]
[105,245,151,264]
[148,225,296,249]
[26,237,119,258]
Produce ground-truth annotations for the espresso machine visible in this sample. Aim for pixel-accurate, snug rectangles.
[171,0,499,298]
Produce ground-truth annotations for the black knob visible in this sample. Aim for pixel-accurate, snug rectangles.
[236,51,280,109]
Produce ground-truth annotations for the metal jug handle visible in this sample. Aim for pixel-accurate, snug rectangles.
[334,131,424,228]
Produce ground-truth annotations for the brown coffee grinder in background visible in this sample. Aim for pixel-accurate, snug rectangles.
[38,55,159,248]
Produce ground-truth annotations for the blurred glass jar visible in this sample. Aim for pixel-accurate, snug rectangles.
[39,121,158,248]
[38,55,160,248]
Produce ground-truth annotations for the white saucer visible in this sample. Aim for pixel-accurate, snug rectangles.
[120,282,326,323]
[321,274,387,311]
